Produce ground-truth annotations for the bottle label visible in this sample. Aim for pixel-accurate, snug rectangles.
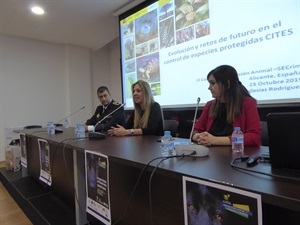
[166,142,174,149]
[49,125,55,134]
[161,138,175,156]
[232,137,243,143]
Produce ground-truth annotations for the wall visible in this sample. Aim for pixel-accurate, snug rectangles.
[0,34,94,161]
[90,37,123,108]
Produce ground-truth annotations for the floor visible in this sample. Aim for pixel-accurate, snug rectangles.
[0,161,32,225]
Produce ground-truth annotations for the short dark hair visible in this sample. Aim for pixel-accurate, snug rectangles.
[97,86,110,94]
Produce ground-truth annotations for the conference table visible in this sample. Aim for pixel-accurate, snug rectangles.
[21,127,299,225]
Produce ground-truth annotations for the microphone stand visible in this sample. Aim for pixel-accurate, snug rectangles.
[174,97,209,157]
[189,97,200,142]
[54,106,86,133]
[89,103,125,139]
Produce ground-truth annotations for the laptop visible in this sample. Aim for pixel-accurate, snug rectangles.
[267,112,300,170]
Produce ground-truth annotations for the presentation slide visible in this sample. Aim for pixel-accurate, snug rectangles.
[119,0,300,109]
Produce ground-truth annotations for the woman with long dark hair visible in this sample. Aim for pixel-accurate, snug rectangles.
[192,65,261,146]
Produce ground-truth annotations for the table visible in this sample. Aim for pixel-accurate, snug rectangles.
[21,127,300,225]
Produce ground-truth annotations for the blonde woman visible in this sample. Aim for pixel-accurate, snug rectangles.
[108,80,164,136]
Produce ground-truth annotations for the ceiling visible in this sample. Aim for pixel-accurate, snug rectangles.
[0,0,145,51]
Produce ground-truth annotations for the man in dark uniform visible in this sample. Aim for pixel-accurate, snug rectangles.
[84,86,126,132]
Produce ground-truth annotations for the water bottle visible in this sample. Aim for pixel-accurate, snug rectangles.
[232,127,244,152]
[161,131,175,156]
[63,119,70,128]
[75,123,79,137]
[76,123,85,139]
[47,121,55,134]
[47,121,51,133]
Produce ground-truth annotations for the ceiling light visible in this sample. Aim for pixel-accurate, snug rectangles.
[31,6,45,15]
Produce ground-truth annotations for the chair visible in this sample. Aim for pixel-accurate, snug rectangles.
[164,119,179,137]
[260,121,269,146]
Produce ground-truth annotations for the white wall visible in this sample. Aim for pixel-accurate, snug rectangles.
[90,43,111,108]
[0,34,122,161]
[109,38,123,103]
[64,44,93,124]
[0,34,107,161]
[90,37,122,107]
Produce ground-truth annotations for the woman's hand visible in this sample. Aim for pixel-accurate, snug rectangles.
[193,131,231,146]
[194,131,213,146]
[107,125,128,136]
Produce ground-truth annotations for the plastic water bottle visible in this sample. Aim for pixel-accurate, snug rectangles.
[75,123,79,137]
[63,119,70,128]
[76,123,85,139]
[161,131,175,156]
[47,121,55,134]
[232,127,244,152]
[47,121,51,133]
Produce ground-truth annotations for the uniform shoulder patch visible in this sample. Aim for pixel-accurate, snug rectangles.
[113,101,121,105]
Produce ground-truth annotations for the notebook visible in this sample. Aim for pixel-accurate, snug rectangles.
[267,112,300,170]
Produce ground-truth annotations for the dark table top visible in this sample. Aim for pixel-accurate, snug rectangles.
[19,127,300,212]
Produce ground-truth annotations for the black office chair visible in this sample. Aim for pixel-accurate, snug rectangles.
[164,119,179,137]
[260,121,269,146]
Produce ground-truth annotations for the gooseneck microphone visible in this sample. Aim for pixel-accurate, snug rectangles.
[175,97,209,157]
[189,97,201,142]
[94,103,126,130]
[89,103,126,139]
[55,106,86,133]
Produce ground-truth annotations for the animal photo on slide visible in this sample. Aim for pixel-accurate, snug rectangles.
[135,10,158,45]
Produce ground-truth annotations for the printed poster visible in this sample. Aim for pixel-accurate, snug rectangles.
[85,150,111,225]
[38,139,52,186]
[20,133,27,167]
[183,176,262,225]
[4,126,23,147]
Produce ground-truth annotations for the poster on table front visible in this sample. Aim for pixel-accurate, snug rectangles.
[182,176,262,225]
[85,150,111,225]
[20,133,27,167]
[38,139,52,186]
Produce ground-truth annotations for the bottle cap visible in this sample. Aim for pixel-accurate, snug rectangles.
[164,131,171,135]
[234,127,241,131]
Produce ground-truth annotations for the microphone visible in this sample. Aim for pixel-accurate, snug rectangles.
[89,103,125,139]
[94,103,125,130]
[174,97,209,157]
[54,106,86,133]
[189,97,200,142]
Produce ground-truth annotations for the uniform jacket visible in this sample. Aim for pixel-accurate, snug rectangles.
[85,100,126,131]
